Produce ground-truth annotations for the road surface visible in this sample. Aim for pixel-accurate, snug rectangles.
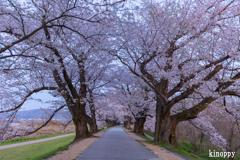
[76,126,162,160]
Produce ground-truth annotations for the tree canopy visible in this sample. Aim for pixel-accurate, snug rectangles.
[1,0,240,151]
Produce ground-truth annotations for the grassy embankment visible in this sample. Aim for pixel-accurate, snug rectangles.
[0,126,107,160]
[143,132,240,160]
[0,135,75,160]
[0,131,74,146]
[97,126,107,131]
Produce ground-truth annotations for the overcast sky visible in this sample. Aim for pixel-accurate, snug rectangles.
[21,91,57,111]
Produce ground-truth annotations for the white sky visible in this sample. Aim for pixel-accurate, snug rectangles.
[21,91,57,111]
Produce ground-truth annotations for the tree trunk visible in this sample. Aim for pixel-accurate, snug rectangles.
[154,101,179,146]
[124,121,127,128]
[168,118,178,147]
[86,114,97,134]
[192,143,198,153]
[159,112,178,146]
[154,97,168,143]
[72,62,90,141]
[133,117,146,135]
[127,118,131,129]
[124,116,131,129]
[88,91,98,133]
[73,112,91,141]
[90,109,98,133]
[154,100,161,143]
[159,110,171,144]
[199,132,204,153]
[105,119,116,128]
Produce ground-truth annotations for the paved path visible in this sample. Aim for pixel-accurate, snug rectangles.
[76,126,162,160]
[0,133,75,150]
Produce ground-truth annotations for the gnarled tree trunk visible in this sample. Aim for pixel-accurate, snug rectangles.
[199,132,204,153]
[154,97,168,143]
[126,118,131,129]
[155,111,179,146]
[105,119,117,128]
[86,114,97,134]
[154,97,179,146]
[90,109,98,133]
[154,95,214,147]
[133,116,146,135]
[73,117,90,140]
[88,90,98,133]
[71,104,91,141]
[123,116,132,129]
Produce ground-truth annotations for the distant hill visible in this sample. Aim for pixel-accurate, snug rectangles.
[0,109,69,120]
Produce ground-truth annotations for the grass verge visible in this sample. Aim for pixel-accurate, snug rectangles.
[0,135,75,160]
[143,132,240,160]
[144,132,154,138]
[97,126,107,131]
[135,133,152,142]
[0,132,74,146]
[134,132,197,160]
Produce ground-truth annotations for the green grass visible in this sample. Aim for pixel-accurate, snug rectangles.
[0,131,74,146]
[144,132,154,138]
[0,135,75,160]
[177,141,240,160]
[153,142,199,160]
[143,132,240,160]
[97,126,107,131]
[142,132,199,160]
[126,129,197,159]
[135,133,152,142]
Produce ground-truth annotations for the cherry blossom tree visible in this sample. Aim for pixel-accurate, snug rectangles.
[183,96,240,154]
[115,76,155,135]
[217,97,240,158]
[95,95,122,128]
[0,0,125,141]
[111,0,240,145]
[85,56,116,133]
[1,0,240,151]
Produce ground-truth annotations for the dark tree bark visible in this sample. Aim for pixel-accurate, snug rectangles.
[199,132,204,153]
[85,114,97,134]
[154,108,178,146]
[105,119,117,128]
[126,118,131,129]
[192,143,198,153]
[70,103,91,141]
[154,81,169,143]
[87,90,98,133]
[90,109,98,133]
[133,117,146,136]
[73,114,91,140]
[123,116,132,129]
[124,121,127,128]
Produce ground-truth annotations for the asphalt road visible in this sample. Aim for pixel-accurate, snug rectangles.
[76,126,162,160]
[0,133,75,150]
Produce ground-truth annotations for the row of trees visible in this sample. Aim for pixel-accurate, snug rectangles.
[0,0,123,141]
[1,0,240,153]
